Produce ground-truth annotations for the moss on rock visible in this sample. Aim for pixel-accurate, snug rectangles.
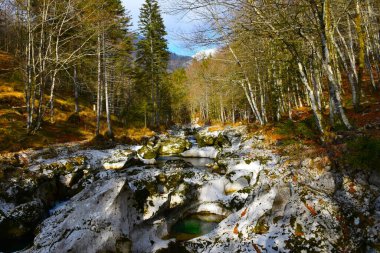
[138,146,158,159]
[215,134,231,148]
[159,137,192,155]
[196,134,216,147]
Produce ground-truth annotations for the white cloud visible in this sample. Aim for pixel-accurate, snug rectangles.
[192,48,219,61]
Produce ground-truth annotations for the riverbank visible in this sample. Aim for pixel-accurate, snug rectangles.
[0,125,379,252]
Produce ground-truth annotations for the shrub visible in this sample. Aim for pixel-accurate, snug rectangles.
[276,118,318,140]
[345,136,380,172]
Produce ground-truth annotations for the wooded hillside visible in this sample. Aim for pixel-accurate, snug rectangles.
[170,0,380,137]
[0,0,380,150]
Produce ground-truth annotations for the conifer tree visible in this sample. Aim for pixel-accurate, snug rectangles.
[137,0,169,127]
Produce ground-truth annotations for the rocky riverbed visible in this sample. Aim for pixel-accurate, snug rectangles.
[0,126,379,253]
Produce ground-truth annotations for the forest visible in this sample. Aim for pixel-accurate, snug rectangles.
[0,0,380,252]
[1,0,380,140]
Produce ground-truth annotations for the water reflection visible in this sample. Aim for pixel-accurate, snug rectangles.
[156,156,214,169]
[169,214,223,241]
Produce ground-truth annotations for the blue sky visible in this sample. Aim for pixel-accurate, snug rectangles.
[122,0,197,56]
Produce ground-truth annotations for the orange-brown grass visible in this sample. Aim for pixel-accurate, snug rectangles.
[118,127,155,143]
[347,93,380,129]
[125,127,155,138]
[0,91,25,108]
[0,51,16,72]
[249,124,289,146]
[0,85,14,92]
[266,132,286,144]
[208,124,226,132]
[290,107,313,121]
[0,77,155,153]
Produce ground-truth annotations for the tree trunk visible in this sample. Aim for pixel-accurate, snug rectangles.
[74,65,79,113]
[49,70,57,123]
[354,0,365,110]
[320,0,352,129]
[228,46,264,125]
[298,62,324,133]
[25,0,32,133]
[103,31,113,138]
[96,32,101,136]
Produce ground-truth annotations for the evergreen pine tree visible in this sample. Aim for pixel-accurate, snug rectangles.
[137,0,169,127]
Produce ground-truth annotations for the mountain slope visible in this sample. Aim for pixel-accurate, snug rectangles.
[168,53,192,71]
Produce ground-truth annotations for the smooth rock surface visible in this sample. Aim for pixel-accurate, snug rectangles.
[0,126,378,253]
[159,137,191,155]
[27,173,137,253]
[102,149,136,170]
[224,177,250,194]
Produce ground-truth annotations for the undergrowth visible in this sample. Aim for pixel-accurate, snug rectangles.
[344,136,380,172]
[276,118,318,141]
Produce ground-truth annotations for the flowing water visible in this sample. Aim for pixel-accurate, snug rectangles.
[2,135,220,252]
[169,215,221,241]
[156,156,214,170]
[167,212,226,241]
[157,137,225,242]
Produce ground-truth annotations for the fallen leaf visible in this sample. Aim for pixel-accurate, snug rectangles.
[241,208,248,217]
[233,224,239,235]
[305,203,318,216]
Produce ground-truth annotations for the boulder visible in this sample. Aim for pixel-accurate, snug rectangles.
[103,150,137,170]
[137,146,158,160]
[224,177,250,195]
[146,136,161,149]
[27,174,137,253]
[215,134,231,148]
[39,155,87,173]
[181,147,219,159]
[196,133,216,147]
[159,137,191,155]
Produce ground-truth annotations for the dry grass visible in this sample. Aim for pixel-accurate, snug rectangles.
[265,132,286,144]
[0,51,16,72]
[0,77,156,153]
[0,91,25,109]
[124,127,155,140]
[55,97,75,112]
[0,92,24,99]
[112,127,156,145]
[208,124,226,132]
[0,85,14,92]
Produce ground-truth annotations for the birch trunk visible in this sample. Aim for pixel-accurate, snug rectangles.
[96,32,101,136]
[355,0,365,110]
[103,31,113,138]
[74,66,79,113]
[298,62,324,133]
[320,0,352,129]
[25,0,32,132]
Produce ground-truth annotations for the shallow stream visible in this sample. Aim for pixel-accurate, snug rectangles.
[156,156,214,170]
[168,213,225,241]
